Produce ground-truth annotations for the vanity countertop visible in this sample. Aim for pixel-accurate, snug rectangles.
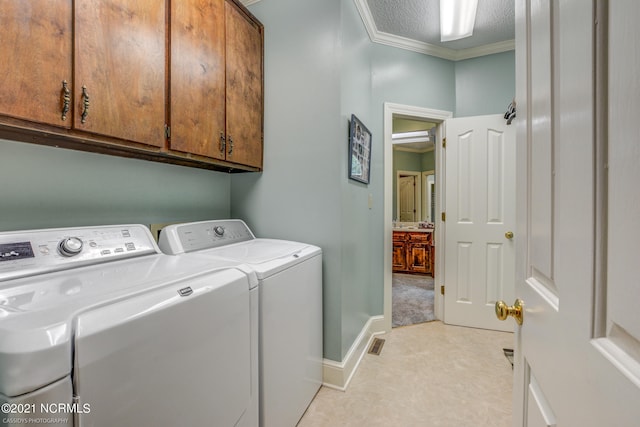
[393,227,433,233]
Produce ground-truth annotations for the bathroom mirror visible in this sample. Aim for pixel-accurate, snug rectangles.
[392,116,437,224]
[396,169,435,223]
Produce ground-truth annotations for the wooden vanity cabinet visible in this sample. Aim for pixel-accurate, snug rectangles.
[0,1,73,128]
[392,231,433,275]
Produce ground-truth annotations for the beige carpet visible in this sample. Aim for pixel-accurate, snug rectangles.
[392,273,435,327]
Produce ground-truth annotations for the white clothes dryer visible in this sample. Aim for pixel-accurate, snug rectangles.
[159,219,323,427]
[0,224,258,427]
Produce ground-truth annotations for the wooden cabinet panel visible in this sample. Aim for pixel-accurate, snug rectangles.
[170,0,263,168]
[408,232,428,242]
[407,242,429,274]
[74,0,165,147]
[225,0,263,168]
[0,0,263,172]
[392,241,407,271]
[170,0,226,159]
[0,1,72,127]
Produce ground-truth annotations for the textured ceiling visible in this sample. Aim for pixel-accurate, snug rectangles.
[366,0,515,51]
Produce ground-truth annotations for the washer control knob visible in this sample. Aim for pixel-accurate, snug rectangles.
[58,237,84,257]
[213,226,225,237]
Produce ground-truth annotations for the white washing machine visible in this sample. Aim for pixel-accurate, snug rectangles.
[0,224,258,427]
[159,219,323,427]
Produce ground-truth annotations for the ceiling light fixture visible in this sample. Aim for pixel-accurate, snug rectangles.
[391,130,430,145]
[440,0,479,42]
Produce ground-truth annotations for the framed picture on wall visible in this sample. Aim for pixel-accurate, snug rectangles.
[348,114,372,184]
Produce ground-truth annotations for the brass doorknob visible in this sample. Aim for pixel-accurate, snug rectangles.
[495,299,524,325]
[505,231,514,239]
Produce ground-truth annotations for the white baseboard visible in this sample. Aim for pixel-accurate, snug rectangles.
[321,315,386,391]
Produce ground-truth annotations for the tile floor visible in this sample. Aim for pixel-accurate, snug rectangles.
[298,321,514,427]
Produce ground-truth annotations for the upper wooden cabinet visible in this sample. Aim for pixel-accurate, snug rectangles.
[74,0,166,147]
[170,0,226,159]
[170,0,263,169]
[225,0,263,169]
[0,1,73,128]
[0,0,263,172]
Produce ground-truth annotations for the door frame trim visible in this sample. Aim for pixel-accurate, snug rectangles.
[383,102,452,332]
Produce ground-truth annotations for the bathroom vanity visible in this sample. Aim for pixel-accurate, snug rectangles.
[392,228,434,275]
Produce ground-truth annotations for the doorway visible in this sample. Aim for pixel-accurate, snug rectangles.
[392,118,437,327]
[383,103,452,332]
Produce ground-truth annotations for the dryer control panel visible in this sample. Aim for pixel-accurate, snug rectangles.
[0,225,159,283]
[159,220,255,254]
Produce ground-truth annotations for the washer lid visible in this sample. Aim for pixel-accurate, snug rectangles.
[200,239,322,279]
[0,253,251,397]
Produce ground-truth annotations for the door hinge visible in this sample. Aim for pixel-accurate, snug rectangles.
[441,212,446,222]
[165,124,171,139]
[440,285,445,295]
[442,137,446,149]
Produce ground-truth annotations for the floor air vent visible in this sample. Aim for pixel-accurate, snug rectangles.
[503,348,514,369]
[368,337,385,356]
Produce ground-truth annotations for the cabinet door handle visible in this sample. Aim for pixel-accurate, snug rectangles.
[81,86,90,124]
[219,132,226,154]
[61,80,70,121]
[228,135,233,156]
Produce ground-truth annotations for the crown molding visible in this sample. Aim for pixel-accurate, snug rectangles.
[353,0,514,61]
[452,39,516,60]
[241,0,514,60]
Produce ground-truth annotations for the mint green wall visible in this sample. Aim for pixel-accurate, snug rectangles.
[338,0,377,355]
[235,0,516,363]
[0,138,231,232]
[371,43,455,113]
[455,51,515,117]
[0,0,515,366]
[230,0,345,360]
[367,44,454,341]
[422,150,436,171]
[235,0,459,362]
[394,151,424,172]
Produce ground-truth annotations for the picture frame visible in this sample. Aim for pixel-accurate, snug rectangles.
[348,114,372,184]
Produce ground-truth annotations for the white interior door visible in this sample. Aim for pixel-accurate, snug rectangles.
[512,1,640,425]
[443,114,516,331]
[398,175,416,221]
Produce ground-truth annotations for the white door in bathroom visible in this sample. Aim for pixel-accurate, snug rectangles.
[511,1,640,425]
[443,114,516,332]
[398,175,417,221]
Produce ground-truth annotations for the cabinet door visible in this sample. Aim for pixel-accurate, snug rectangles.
[225,0,263,168]
[407,242,430,274]
[170,0,226,159]
[74,0,165,147]
[0,1,72,127]
[392,241,407,272]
